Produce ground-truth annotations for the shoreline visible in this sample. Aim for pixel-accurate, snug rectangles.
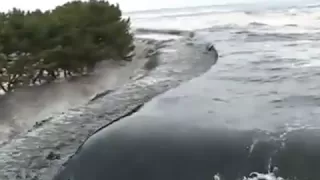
[0,37,217,180]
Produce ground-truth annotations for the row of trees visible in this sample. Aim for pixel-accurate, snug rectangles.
[0,0,134,93]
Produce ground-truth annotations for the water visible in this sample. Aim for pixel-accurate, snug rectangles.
[0,42,151,142]
[123,2,320,179]
[1,1,320,179]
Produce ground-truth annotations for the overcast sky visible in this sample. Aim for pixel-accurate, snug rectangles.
[0,0,315,12]
[0,0,241,12]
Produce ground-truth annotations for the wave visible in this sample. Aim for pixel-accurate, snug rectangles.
[214,171,284,180]
[129,5,320,32]
[127,8,233,20]
[232,30,320,42]
[125,3,245,15]
[284,24,298,27]
[248,22,268,27]
[306,2,320,8]
[134,28,190,36]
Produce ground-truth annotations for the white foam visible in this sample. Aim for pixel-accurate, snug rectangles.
[135,33,181,41]
[213,172,285,180]
[243,172,284,180]
[300,61,320,68]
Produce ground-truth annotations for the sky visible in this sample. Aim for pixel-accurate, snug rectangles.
[0,0,316,12]
[0,0,243,12]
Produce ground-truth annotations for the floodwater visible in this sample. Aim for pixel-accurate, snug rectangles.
[0,42,150,142]
[55,2,320,180]
[2,1,320,179]
[130,2,320,179]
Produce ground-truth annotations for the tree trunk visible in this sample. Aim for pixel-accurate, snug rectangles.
[0,82,8,93]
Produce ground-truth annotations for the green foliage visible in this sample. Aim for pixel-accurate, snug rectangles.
[0,0,134,93]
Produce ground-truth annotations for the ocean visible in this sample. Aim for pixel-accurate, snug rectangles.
[122,1,320,179]
[126,1,320,134]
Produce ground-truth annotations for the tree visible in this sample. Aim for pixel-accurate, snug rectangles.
[0,0,134,93]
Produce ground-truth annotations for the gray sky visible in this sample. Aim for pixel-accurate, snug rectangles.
[0,0,265,12]
[0,0,227,12]
[0,0,315,12]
